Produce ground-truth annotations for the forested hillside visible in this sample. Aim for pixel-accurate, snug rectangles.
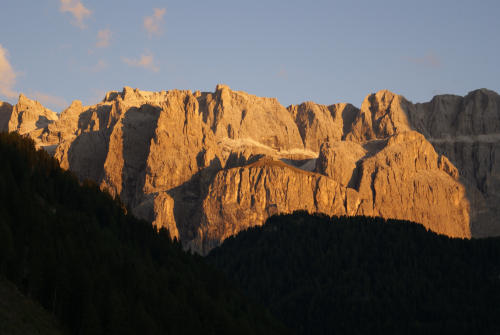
[209,213,500,335]
[0,132,286,335]
[0,277,64,335]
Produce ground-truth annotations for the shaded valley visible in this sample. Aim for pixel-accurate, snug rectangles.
[209,212,500,334]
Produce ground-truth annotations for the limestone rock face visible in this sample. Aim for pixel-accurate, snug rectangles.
[353,131,469,239]
[7,94,58,136]
[287,102,341,151]
[9,84,500,253]
[53,100,113,181]
[200,158,347,253]
[143,90,219,195]
[411,89,500,138]
[324,89,499,237]
[315,141,367,187]
[0,94,58,146]
[0,101,13,132]
[42,100,84,146]
[287,102,359,151]
[198,84,303,150]
[408,89,500,236]
[100,101,161,206]
[198,132,469,254]
[345,90,413,142]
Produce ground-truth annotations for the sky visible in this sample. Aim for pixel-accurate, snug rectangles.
[0,0,499,112]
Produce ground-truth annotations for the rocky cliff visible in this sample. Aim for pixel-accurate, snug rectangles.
[1,85,497,253]
[409,89,500,237]
[199,131,468,254]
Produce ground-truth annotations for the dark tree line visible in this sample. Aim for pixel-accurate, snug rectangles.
[208,212,500,335]
[0,132,287,335]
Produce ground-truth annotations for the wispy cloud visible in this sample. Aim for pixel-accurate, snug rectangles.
[0,44,17,99]
[122,52,159,72]
[31,91,68,110]
[60,0,91,29]
[406,52,441,68]
[144,8,166,37]
[96,29,112,48]
[89,59,108,72]
[277,66,288,79]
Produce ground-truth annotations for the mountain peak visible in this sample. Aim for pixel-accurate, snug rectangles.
[215,83,231,92]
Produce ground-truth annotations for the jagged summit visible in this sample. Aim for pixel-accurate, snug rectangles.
[1,85,499,252]
[0,93,58,136]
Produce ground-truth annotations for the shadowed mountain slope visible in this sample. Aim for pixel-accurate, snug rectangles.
[0,277,65,335]
[208,212,500,335]
[0,132,287,335]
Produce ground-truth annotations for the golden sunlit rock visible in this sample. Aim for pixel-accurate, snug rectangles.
[1,85,498,253]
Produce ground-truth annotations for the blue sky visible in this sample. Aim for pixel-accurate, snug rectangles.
[0,0,499,112]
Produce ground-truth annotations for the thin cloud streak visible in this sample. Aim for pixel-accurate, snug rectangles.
[122,52,159,72]
[406,52,441,68]
[144,8,166,37]
[277,66,288,79]
[60,0,91,29]
[96,29,112,48]
[0,44,18,99]
[90,59,108,72]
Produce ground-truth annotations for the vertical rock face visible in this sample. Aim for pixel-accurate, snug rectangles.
[43,100,84,146]
[5,85,499,253]
[200,158,348,253]
[287,102,341,151]
[353,132,469,238]
[199,131,469,254]
[101,102,162,206]
[53,100,113,182]
[324,88,499,238]
[0,94,59,148]
[408,89,500,236]
[143,90,218,194]
[287,102,359,151]
[315,141,367,187]
[8,94,58,136]
[411,89,500,137]
[345,90,413,142]
[0,101,13,132]
[199,84,303,150]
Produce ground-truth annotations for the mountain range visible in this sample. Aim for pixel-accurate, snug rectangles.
[1,86,499,253]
